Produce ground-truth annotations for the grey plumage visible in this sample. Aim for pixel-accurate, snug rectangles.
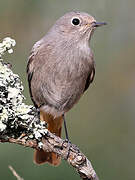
[27,11,105,117]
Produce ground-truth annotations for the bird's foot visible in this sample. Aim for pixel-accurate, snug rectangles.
[64,138,71,144]
[17,133,26,140]
[62,139,72,160]
[36,108,40,116]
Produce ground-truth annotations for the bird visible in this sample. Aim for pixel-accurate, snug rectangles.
[27,11,106,166]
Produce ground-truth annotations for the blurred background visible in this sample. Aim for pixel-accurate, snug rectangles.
[0,0,135,179]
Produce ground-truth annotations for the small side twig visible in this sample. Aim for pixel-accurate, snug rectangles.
[8,165,24,180]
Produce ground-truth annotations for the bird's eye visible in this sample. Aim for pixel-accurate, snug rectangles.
[71,18,80,26]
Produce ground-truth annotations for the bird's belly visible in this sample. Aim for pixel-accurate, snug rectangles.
[41,79,85,117]
[40,60,91,117]
[52,73,87,111]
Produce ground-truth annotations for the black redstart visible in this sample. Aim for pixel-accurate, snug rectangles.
[27,11,106,166]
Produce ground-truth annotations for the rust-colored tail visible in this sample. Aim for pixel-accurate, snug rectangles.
[34,110,63,166]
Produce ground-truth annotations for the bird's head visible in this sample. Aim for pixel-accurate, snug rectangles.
[53,11,107,41]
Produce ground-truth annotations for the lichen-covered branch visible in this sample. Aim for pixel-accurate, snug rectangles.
[0,37,99,180]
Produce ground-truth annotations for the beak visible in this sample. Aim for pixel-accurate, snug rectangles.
[92,22,107,27]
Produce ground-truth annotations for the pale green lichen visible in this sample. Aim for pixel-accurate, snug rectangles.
[38,142,43,149]
[15,103,33,119]
[0,37,47,142]
[0,37,16,58]
[0,107,8,123]
[0,121,6,132]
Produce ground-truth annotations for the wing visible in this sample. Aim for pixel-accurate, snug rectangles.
[27,42,41,108]
[84,66,95,92]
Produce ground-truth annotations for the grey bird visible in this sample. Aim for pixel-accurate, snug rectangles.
[27,11,106,166]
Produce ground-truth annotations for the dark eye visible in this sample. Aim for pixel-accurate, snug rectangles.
[71,18,80,26]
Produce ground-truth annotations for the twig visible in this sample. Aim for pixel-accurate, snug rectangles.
[1,127,99,180]
[8,166,24,180]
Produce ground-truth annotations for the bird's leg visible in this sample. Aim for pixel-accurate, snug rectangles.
[62,114,69,141]
[62,114,71,160]
[37,108,40,117]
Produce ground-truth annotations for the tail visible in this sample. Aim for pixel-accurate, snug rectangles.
[34,110,63,166]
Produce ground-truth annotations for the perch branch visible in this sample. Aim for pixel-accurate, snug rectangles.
[1,126,99,180]
[1,125,99,180]
[0,37,99,180]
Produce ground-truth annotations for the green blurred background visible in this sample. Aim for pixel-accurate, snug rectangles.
[0,0,135,179]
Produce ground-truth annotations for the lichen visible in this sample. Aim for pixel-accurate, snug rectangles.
[38,142,43,149]
[0,37,16,58]
[0,37,47,142]
[0,121,6,132]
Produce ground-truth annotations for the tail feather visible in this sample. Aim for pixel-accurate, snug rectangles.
[34,111,63,166]
[34,150,61,166]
